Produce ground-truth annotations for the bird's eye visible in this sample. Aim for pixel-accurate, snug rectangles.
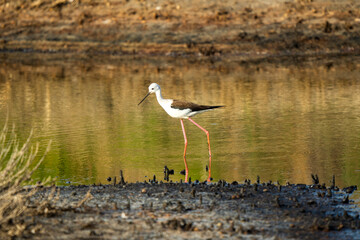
[151,88,154,90]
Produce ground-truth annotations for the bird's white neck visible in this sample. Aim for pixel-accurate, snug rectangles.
[155,89,164,103]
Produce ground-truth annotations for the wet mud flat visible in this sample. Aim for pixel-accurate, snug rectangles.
[2,178,359,240]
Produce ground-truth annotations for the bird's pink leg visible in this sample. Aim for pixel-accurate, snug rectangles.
[188,117,212,182]
[180,119,189,183]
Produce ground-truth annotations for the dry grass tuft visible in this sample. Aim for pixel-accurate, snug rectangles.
[0,123,52,228]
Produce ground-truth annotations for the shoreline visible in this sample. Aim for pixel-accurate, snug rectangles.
[1,0,359,58]
[1,179,358,239]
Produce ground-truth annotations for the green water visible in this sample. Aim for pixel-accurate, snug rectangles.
[0,54,359,187]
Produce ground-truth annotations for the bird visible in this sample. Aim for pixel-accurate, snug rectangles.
[138,83,223,182]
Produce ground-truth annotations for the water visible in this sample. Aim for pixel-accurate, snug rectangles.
[0,53,359,187]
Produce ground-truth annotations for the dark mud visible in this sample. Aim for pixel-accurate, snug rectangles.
[1,177,359,239]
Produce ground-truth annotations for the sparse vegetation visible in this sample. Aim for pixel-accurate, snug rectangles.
[0,123,51,228]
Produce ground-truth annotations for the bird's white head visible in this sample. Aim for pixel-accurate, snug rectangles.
[138,83,161,105]
[148,83,161,94]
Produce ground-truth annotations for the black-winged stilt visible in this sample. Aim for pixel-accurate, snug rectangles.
[138,83,223,182]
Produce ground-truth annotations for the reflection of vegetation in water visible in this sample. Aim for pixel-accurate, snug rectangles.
[0,56,360,186]
[0,123,51,225]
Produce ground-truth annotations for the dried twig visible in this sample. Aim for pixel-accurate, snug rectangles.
[76,189,93,208]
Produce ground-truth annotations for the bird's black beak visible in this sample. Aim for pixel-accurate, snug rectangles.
[138,92,151,105]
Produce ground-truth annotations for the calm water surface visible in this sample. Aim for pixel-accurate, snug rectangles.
[0,54,359,188]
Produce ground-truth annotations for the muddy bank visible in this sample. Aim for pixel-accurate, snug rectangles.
[0,0,360,58]
[1,177,359,240]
